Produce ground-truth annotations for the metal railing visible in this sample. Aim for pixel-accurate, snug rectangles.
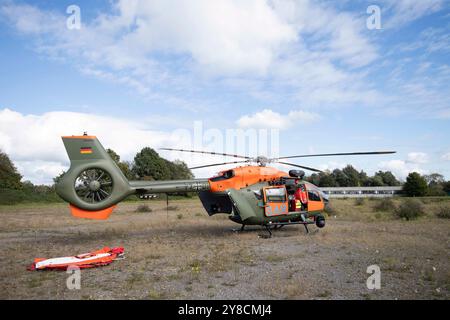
[320,186,403,198]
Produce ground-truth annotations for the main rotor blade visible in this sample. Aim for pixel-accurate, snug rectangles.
[189,160,250,170]
[273,151,396,161]
[277,161,323,173]
[160,148,251,159]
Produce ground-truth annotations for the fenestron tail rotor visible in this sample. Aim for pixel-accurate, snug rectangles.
[74,168,113,204]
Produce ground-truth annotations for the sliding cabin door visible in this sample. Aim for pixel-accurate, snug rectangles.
[263,186,289,217]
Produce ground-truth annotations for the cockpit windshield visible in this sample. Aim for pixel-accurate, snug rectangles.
[304,181,328,202]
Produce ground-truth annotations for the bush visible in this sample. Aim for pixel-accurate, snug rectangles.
[354,198,365,206]
[0,187,62,205]
[426,185,447,197]
[135,204,152,213]
[324,203,337,216]
[373,198,395,212]
[435,206,450,219]
[394,198,425,221]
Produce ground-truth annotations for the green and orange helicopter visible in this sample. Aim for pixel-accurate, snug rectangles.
[55,134,395,236]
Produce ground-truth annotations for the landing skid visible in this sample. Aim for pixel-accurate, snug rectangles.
[231,224,247,232]
[259,220,316,238]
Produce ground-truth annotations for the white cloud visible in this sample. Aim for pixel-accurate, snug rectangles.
[383,0,443,28]
[1,0,296,76]
[406,152,429,164]
[15,161,67,185]
[377,152,429,180]
[237,109,320,129]
[442,152,450,161]
[0,108,282,184]
[0,0,380,109]
[272,0,378,68]
[378,159,426,181]
[0,108,189,184]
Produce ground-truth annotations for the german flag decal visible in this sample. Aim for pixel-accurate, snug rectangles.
[80,147,93,154]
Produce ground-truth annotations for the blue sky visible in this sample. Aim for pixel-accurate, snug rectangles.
[0,0,449,184]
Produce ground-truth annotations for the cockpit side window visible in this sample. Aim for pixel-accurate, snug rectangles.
[308,190,321,201]
[210,170,235,182]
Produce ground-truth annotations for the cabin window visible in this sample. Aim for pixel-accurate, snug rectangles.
[308,190,321,201]
[265,187,287,202]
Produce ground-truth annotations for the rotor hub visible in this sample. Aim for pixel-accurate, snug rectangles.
[89,180,101,191]
[255,156,269,166]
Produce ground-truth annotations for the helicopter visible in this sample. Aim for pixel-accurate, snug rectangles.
[55,134,395,236]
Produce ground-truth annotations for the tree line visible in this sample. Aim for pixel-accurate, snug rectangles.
[305,165,450,197]
[1,148,449,205]
[306,165,401,187]
[0,147,193,204]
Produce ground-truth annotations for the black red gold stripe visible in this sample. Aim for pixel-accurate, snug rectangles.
[80,147,93,154]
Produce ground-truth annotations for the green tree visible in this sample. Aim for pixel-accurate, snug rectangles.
[107,148,133,179]
[165,159,194,180]
[423,173,446,196]
[332,169,350,187]
[107,148,120,163]
[342,165,361,186]
[132,147,170,181]
[424,173,445,186]
[443,181,450,195]
[318,172,337,187]
[403,172,428,197]
[374,171,400,186]
[53,171,66,185]
[359,170,370,186]
[0,150,22,189]
[307,173,321,186]
[368,175,384,186]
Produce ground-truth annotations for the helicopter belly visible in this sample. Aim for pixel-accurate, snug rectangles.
[227,189,263,224]
[198,191,232,216]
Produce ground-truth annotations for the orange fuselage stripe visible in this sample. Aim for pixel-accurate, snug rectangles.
[62,136,97,139]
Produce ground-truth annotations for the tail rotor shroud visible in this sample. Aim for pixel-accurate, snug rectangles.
[74,168,113,204]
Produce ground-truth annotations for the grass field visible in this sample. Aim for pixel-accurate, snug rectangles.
[0,197,449,300]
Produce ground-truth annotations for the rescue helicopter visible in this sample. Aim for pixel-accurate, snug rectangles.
[55,134,395,236]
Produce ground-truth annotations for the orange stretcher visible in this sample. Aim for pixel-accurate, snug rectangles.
[27,247,125,271]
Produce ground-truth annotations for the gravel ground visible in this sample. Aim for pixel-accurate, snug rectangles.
[0,199,449,300]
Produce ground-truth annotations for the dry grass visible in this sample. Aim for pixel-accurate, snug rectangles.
[135,204,152,213]
[435,205,450,219]
[0,198,449,300]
